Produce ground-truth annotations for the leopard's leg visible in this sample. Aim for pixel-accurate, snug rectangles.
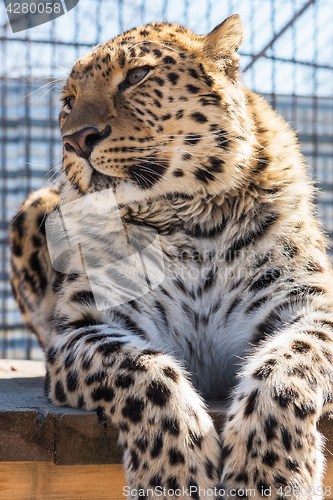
[10,191,221,499]
[9,187,61,348]
[221,313,333,500]
[46,311,222,499]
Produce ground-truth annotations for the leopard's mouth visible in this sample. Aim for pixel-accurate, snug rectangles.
[64,144,169,193]
[88,152,169,190]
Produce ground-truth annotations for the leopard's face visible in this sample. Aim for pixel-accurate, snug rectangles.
[60,16,252,206]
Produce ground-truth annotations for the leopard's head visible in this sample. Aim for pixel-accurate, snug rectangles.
[60,15,252,206]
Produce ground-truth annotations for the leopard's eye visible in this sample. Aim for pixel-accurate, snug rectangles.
[128,67,149,85]
[64,96,75,111]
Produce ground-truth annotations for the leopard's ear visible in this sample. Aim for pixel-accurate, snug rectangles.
[202,15,243,65]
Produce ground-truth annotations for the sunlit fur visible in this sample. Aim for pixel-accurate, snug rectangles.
[10,15,333,499]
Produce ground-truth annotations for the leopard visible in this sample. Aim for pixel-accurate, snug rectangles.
[9,14,333,499]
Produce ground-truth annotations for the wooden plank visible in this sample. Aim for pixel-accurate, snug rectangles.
[0,360,123,465]
[0,359,333,492]
[0,462,126,500]
[54,414,122,465]
[0,461,332,500]
[0,410,55,462]
[318,418,333,489]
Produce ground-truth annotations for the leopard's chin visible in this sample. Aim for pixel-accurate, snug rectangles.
[88,168,127,192]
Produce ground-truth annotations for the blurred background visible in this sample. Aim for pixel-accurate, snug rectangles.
[0,0,332,360]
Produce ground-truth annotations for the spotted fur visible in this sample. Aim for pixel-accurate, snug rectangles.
[10,15,333,499]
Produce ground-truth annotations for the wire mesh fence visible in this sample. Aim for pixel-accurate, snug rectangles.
[0,0,332,359]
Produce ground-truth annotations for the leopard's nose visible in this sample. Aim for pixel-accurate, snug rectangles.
[63,125,111,159]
